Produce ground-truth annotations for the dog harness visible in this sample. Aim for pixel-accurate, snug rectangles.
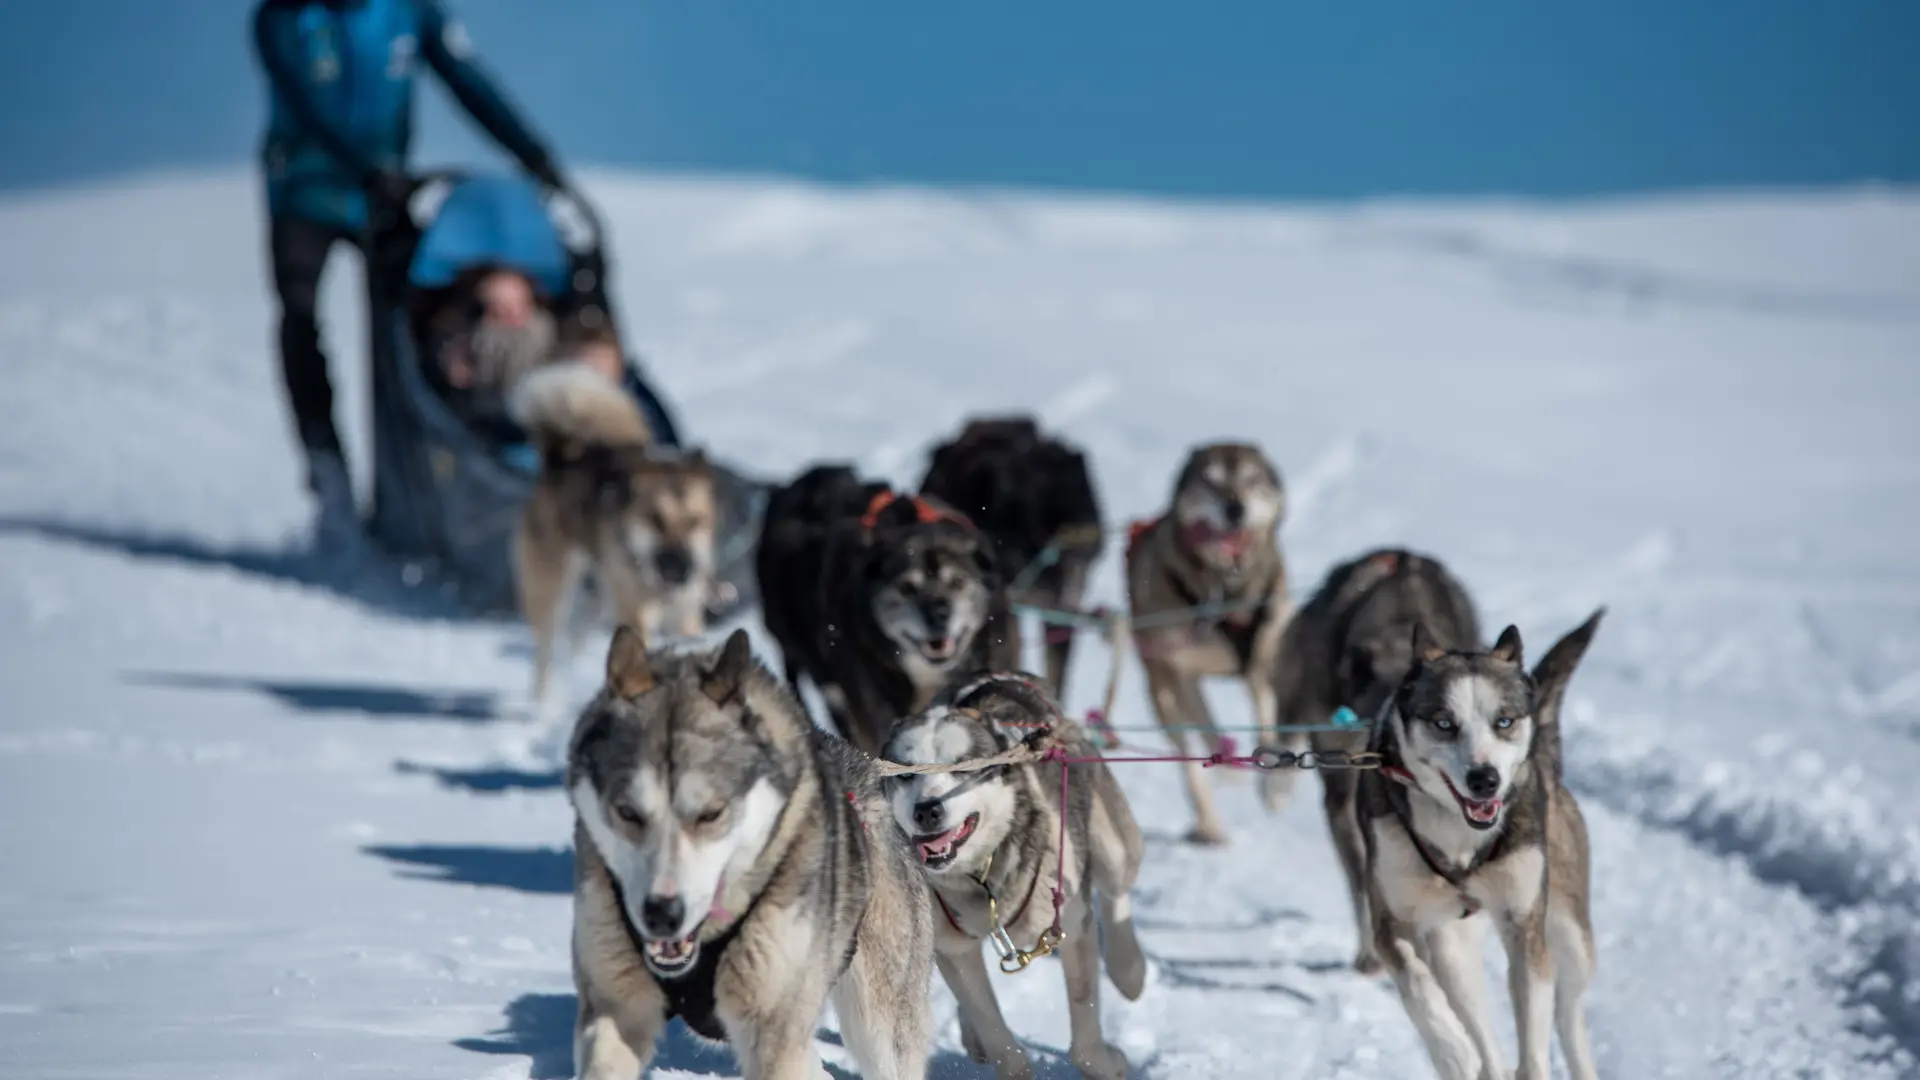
[858,489,974,532]
[603,868,759,1041]
[1377,748,1494,920]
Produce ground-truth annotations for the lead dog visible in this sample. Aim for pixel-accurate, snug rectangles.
[566,627,935,1080]
[1125,442,1293,844]
[917,416,1104,699]
[881,672,1147,1080]
[1270,547,1480,974]
[1361,611,1605,1080]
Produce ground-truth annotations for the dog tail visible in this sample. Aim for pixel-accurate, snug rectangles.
[507,360,653,457]
[1530,606,1606,778]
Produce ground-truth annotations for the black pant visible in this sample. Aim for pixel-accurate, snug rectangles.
[268,214,361,473]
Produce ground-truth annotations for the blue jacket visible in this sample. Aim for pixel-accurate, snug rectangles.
[251,0,558,232]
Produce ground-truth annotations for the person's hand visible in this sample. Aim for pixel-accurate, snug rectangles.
[368,169,416,209]
[530,157,565,193]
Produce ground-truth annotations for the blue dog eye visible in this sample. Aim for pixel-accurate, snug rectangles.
[1495,716,1514,729]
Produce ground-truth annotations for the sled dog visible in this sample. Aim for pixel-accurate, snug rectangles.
[1360,611,1605,1080]
[917,416,1104,699]
[510,362,716,714]
[567,627,935,1079]
[755,464,1018,755]
[1124,441,1293,844]
[1269,547,1480,974]
[881,672,1147,1080]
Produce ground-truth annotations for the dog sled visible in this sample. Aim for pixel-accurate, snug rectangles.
[359,170,766,616]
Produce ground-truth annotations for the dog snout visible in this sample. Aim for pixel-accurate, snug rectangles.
[639,893,685,937]
[921,599,953,630]
[1464,764,1501,799]
[1221,497,1245,526]
[911,799,945,834]
[653,546,693,585]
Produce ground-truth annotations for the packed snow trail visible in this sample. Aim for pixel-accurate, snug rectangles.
[1,170,1917,1079]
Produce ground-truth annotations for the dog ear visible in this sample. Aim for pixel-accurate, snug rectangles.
[1528,608,1602,727]
[1489,624,1525,666]
[702,627,754,706]
[1410,621,1447,666]
[605,625,655,698]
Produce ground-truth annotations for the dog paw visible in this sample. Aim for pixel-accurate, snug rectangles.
[959,1018,989,1064]
[1069,1041,1129,1080]
[1185,821,1231,847]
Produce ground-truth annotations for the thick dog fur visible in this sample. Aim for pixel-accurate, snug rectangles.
[917,416,1104,699]
[1124,442,1293,845]
[881,673,1146,1080]
[1358,611,1605,1080]
[567,628,935,1080]
[510,363,717,715]
[754,464,1019,756]
[1270,548,1481,974]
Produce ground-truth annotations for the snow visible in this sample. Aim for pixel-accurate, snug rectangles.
[2,166,1918,1078]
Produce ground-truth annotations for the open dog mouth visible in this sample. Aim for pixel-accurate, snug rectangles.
[917,634,960,662]
[1183,523,1255,565]
[914,812,979,870]
[1443,775,1504,830]
[641,932,702,978]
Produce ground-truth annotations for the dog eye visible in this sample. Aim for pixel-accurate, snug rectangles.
[1430,713,1456,732]
[694,805,726,826]
[1494,716,1515,730]
[614,804,645,828]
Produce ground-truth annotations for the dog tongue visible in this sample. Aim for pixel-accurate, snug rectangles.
[1464,798,1502,823]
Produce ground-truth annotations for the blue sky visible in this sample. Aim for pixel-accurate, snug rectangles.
[1,1,1915,200]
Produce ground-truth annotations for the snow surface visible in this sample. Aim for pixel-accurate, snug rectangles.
[2,168,1918,1079]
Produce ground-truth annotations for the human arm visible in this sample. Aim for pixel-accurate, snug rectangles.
[415,0,563,188]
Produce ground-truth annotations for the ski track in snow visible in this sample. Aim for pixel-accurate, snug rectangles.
[1,169,1918,1079]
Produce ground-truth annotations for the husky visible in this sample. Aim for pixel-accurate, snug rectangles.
[1124,441,1293,845]
[917,416,1104,699]
[1269,548,1480,975]
[755,465,1018,756]
[510,362,717,715]
[566,626,935,1080]
[1359,610,1605,1080]
[881,672,1147,1080]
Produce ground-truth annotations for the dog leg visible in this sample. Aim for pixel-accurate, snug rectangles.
[935,946,1034,1080]
[1087,780,1148,1001]
[730,1009,828,1080]
[1427,916,1507,1080]
[1500,911,1555,1080]
[1044,564,1088,703]
[1548,903,1599,1080]
[514,525,572,720]
[1249,676,1301,813]
[832,962,929,1080]
[1145,664,1228,845]
[1060,897,1129,1080]
[1377,921,1483,1080]
[573,995,656,1080]
[1320,769,1380,975]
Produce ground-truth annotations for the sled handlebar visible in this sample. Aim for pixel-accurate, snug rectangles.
[384,168,606,257]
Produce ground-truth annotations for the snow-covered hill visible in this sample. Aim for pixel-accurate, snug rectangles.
[2,168,1917,1078]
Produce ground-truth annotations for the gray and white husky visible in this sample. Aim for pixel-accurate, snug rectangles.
[880,673,1148,1080]
[1360,610,1606,1080]
[566,626,934,1080]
